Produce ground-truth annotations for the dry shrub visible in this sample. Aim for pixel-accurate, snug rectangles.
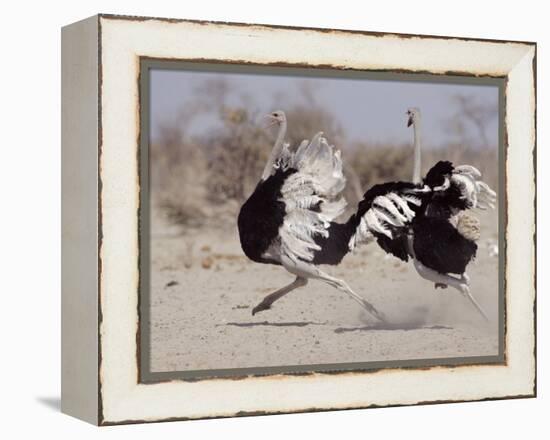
[149,116,212,228]
[205,108,271,204]
[151,139,209,228]
[284,106,345,148]
[150,107,272,228]
[349,143,412,190]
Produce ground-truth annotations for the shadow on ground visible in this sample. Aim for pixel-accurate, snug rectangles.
[221,320,452,332]
[36,396,61,412]
[223,320,327,328]
[334,324,453,333]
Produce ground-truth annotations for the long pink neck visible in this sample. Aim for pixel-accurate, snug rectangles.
[261,120,287,181]
[412,116,422,184]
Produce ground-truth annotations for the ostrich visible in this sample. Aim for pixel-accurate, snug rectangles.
[348,108,497,320]
[238,110,386,321]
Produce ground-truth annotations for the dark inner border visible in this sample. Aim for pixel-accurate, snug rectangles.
[138,59,507,384]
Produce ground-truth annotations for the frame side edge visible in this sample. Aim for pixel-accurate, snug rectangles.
[61,14,100,425]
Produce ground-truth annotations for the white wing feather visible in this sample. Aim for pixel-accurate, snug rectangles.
[348,191,417,250]
[449,164,497,209]
[276,133,347,263]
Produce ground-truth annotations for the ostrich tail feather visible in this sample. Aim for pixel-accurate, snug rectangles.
[456,212,481,241]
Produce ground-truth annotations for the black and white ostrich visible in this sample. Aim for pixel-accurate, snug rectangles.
[237,110,386,321]
[348,108,497,320]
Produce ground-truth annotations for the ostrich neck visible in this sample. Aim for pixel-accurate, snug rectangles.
[261,120,287,181]
[412,118,422,184]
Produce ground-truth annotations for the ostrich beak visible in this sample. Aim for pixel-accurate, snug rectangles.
[407,114,413,127]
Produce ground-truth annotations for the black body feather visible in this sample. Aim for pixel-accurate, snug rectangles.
[237,168,296,265]
[423,160,453,187]
[412,161,477,274]
[362,162,478,275]
[423,161,471,217]
[311,219,356,265]
[412,217,477,275]
[375,233,411,262]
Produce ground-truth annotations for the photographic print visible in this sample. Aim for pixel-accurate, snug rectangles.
[139,62,504,381]
[61,15,535,424]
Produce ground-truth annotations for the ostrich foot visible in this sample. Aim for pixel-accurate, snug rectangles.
[251,302,271,316]
[361,300,388,323]
[251,276,307,316]
[435,283,448,289]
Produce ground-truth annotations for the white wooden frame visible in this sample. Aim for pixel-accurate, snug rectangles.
[61,14,536,425]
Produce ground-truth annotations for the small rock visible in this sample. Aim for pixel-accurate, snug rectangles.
[165,280,179,288]
[201,256,214,269]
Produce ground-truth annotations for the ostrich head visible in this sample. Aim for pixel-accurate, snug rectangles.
[406,107,421,127]
[266,110,286,127]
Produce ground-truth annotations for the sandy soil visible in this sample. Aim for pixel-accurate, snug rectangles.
[149,208,500,373]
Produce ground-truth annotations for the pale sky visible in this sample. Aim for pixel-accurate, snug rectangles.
[150,68,499,149]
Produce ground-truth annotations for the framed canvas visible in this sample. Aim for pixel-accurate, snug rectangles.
[61,14,536,425]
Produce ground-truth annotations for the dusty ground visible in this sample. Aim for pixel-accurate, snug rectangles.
[149,208,500,373]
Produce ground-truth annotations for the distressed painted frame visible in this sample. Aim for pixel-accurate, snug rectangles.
[61,14,536,425]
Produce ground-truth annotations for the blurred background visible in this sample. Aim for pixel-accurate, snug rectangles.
[149,68,499,230]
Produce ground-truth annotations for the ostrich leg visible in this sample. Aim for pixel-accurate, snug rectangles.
[281,257,387,323]
[435,272,470,289]
[252,276,308,315]
[413,260,489,321]
[459,283,488,322]
[407,236,488,321]
[320,273,388,323]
